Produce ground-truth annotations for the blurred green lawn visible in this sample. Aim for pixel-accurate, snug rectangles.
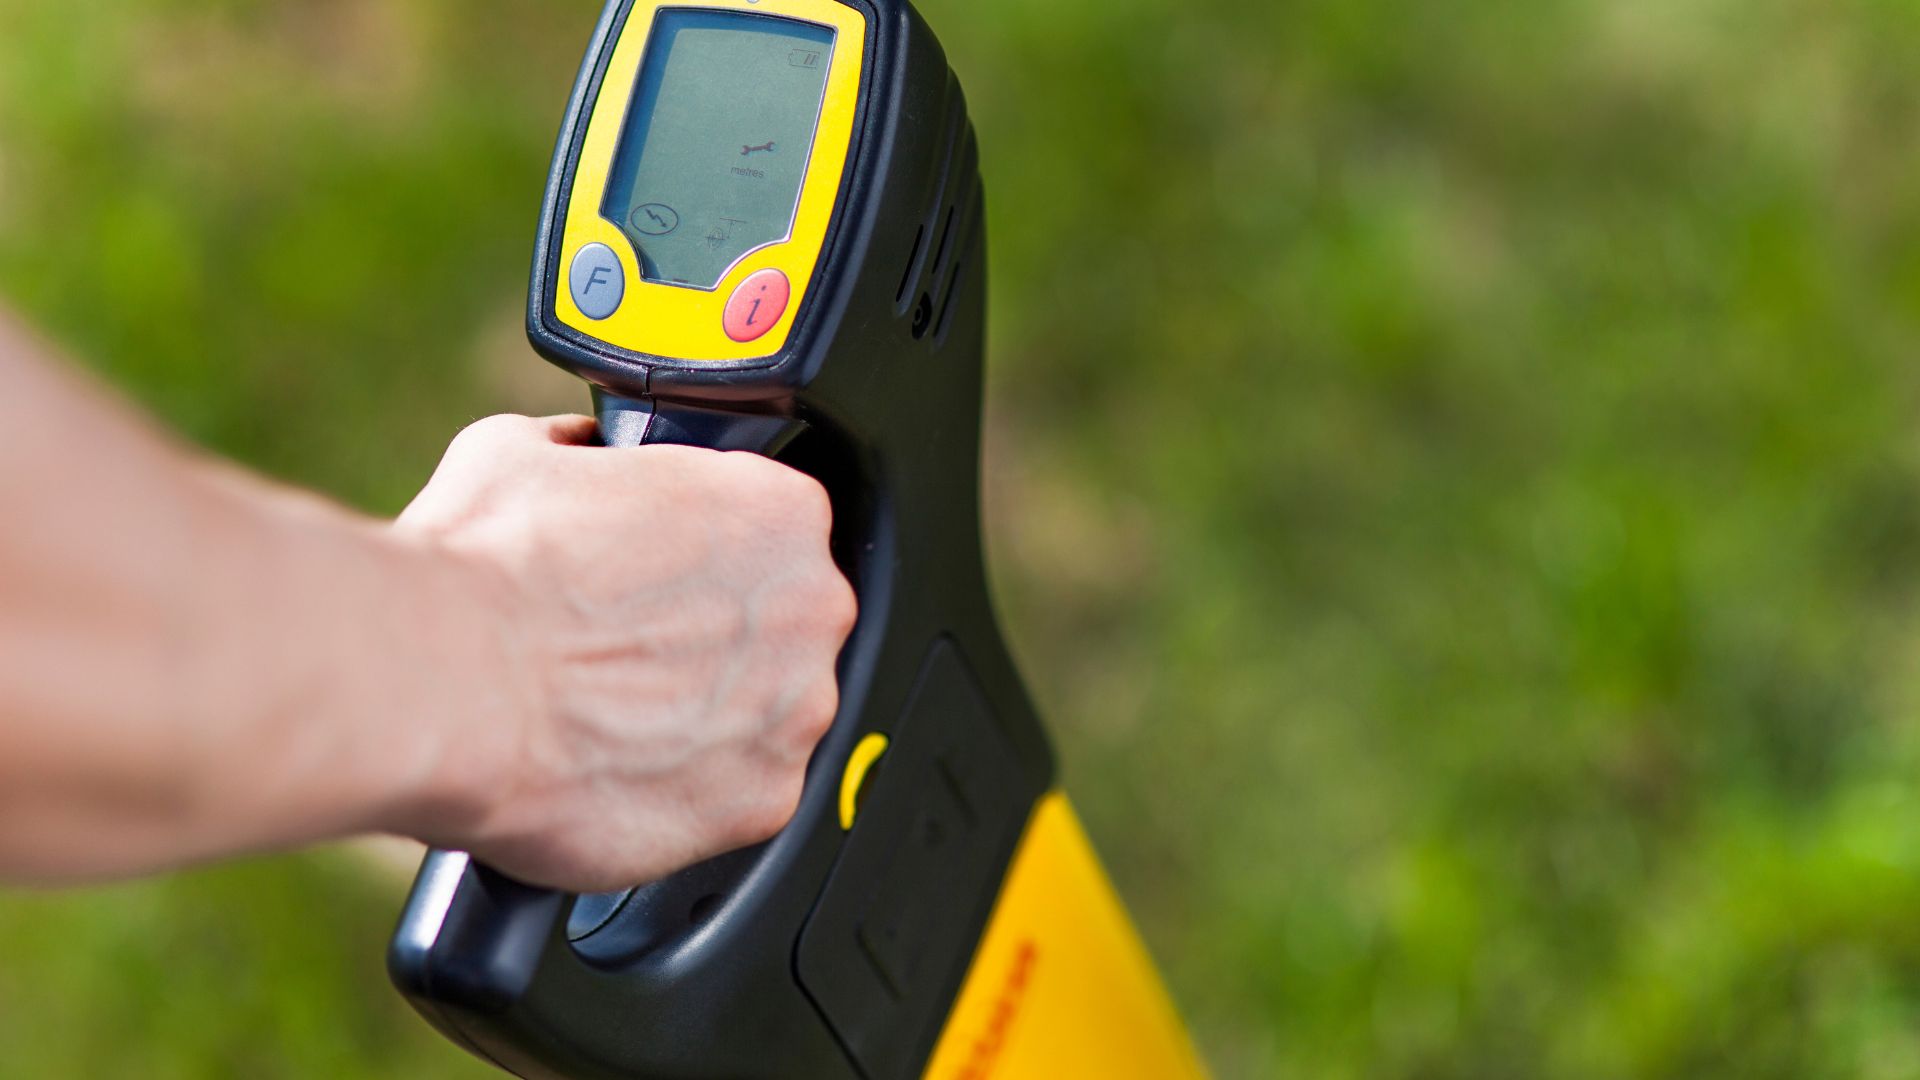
[5,0,1920,1076]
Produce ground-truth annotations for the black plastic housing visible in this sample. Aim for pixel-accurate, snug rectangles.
[388,1,1056,1077]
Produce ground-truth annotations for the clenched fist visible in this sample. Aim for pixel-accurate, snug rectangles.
[391,414,856,892]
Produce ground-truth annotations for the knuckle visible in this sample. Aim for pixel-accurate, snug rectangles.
[734,775,805,845]
[792,570,856,639]
[782,678,839,746]
[719,449,782,485]
[744,459,829,519]
[821,575,858,634]
[791,476,835,533]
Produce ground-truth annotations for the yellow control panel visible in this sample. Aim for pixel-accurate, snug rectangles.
[554,0,866,362]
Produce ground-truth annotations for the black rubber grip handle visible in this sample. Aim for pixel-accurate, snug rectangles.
[395,392,812,1003]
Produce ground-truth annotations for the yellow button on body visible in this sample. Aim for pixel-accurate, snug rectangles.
[838,733,890,831]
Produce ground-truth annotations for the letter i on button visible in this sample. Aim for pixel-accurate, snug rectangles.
[723,269,792,343]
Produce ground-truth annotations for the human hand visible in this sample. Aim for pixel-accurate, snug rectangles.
[391,414,854,891]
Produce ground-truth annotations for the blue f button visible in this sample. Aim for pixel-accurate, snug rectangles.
[569,243,625,321]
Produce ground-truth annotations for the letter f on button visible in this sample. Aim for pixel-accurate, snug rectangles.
[569,242,625,320]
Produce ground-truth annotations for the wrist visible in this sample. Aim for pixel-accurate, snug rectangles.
[373,531,543,850]
[158,469,542,864]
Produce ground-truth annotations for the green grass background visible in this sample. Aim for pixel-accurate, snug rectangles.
[4,0,1920,1076]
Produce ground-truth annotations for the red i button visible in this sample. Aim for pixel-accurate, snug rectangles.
[723,269,791,343]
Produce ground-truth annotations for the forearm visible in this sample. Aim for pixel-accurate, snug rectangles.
[0,308,850,893]
[0,315,518,881]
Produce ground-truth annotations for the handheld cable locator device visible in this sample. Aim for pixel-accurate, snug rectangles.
[389,2,1205,1077]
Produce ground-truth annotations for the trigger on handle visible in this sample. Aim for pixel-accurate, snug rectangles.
[593,391,805,454]
[594,393,655,449]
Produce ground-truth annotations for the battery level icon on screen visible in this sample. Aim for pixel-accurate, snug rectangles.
[789,50,822,69]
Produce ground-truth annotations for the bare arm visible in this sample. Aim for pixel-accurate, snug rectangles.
[0,312,854,890]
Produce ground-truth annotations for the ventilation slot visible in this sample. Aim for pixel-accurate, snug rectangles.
[927,205,958,284]
[894,91,969,320]
[929,134,978,290]
[933,190,982,346]
[894,225,926,306]
[925,135,980,347]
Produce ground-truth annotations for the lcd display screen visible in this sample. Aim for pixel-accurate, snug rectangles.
[600,11,836,290]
